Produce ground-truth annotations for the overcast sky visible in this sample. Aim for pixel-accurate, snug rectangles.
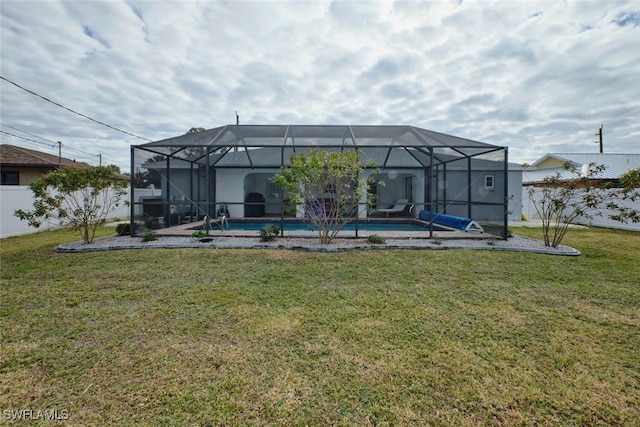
[1,0,639,172]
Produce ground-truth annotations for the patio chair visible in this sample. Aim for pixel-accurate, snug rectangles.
[376,199,410,217]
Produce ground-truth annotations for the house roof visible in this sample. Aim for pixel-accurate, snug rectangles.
[136,124,507,168]
[524,153,640,183]
[0,144,91,169]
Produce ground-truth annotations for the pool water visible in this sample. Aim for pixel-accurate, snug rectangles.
[219,220,430,232]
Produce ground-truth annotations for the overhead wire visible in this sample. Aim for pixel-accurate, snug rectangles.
[0,122,58,145]
[0,75,152,142]
[0,130,56,148]
[59,144,128,168]
[1,127,128,169]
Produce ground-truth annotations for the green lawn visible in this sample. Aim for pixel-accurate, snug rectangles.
[1,227,639,426]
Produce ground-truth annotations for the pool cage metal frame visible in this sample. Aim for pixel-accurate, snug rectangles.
[131,125,509,239]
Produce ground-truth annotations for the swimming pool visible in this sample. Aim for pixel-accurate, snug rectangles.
[201,219,434,232]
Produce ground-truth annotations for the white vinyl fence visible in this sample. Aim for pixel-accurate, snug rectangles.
[522,187,640,232]
[1,186,133,239]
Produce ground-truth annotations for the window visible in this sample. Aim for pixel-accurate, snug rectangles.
[484,174,494,190]
[1,171,19,185]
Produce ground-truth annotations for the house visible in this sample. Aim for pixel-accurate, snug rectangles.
[522,153,640,231]
[0,144,91,186]
[0,144,129,238]
[131,125,522,237]
[523,153,640,186]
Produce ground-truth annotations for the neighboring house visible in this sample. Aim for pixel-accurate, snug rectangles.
[132,125,523,236]
[523,153,640,185]
[0,144,91,186]
[0,144,128,238]
[522,153,640,231]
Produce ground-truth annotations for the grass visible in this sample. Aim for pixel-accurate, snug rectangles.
[1,226,639,425]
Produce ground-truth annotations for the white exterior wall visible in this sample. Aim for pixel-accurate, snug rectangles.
[522,186,640,231]
[215,169,246,218]
[0,186,51,238]
[1,186,132,239]
[507,171,523,221]
[143,165,521,223]
[372,169,425,217]
[429,168,521,221]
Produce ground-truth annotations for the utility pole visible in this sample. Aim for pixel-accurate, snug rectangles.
[98,153,102,166]
[57,141,62,164]
[595,125,603,153]
[235,110,239,125]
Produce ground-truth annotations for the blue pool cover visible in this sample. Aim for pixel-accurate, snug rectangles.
[418,210,476,231]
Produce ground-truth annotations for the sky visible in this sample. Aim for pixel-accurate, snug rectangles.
[1,0,639,172]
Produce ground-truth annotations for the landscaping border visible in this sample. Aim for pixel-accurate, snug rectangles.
[55,234,581,256]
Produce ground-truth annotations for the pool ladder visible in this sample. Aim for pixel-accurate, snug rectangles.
[203,215,228,232]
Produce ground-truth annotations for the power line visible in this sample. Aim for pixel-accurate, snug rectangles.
[0,130,90,163]
[61,143,97,159]
[1,123,129,168]
[1,129,128,168]
[60,144,127,168]
[0,122,59,145]
[0,75,152,142]
[0,130,56,148]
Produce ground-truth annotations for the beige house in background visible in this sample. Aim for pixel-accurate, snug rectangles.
[0,144,130,238]
[0,144,91,186]
[0,144,94,238]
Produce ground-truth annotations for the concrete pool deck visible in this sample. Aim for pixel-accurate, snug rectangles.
[154,219,485,240]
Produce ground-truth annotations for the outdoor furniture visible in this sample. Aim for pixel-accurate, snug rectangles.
[418,210,484,232]
[376,199,409,217]
[245,193,265,217]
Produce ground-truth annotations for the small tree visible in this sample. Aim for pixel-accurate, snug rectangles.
[15,166,129,244]
[618,167,640,191]
[270,149,379,244]
[528,162,640,247]
[609,167,640,223]
[186,127,206,134]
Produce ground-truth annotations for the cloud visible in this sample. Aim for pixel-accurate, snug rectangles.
[83,25,110,49]
[483,38,538,65]
[1,0,639,170]
[613,10,640,27]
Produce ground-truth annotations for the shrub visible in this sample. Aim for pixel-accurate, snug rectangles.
[115,223,131,236]
[259,224,280,242]
[191,230,207,239]
[14,166,128,244]
[270,149,380,244]
[367,234,385,244]
[528,162,640,247]
[141,229,157,242]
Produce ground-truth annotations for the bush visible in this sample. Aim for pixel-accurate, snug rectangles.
[115,223,131,236]
[141,229,157,242]
[528,162,639,247]
[259,224,280,242]
[270,149,380,244]
[14,166,128,244]
[367,234,385,244]
[191,230,207,239]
